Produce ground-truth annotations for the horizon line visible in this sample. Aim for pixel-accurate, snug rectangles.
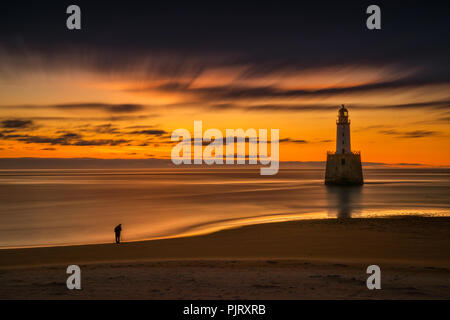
[0,157,448,169]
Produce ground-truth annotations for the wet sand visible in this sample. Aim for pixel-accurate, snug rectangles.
[0,217,449,299]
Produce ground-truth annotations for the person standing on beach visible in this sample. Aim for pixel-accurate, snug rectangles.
[114,224,122,244]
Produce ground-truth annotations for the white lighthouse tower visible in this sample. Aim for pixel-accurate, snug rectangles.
[336,105,351,154]
[325,105,363,185]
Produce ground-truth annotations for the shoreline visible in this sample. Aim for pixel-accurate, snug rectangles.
[1,216,449,268]
[1,212,449,251]
[1,216,449,299]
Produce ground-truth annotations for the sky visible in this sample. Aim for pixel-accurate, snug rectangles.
[0,1,449,166]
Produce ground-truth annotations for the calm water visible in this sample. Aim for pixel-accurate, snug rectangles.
[0,168,449,248]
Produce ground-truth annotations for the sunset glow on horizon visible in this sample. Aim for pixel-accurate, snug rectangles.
[1,58,449,167]
[1,3,449,167]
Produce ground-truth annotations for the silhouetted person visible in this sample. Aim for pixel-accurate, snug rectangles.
[114,224,122,244]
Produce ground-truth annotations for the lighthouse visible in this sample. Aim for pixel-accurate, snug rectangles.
[325,105,363,185]
[336,105,351,154]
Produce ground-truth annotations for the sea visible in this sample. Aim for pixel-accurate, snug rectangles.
[0,168,449,248]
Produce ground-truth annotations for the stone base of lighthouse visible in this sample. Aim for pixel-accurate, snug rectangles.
[325,153,364,185]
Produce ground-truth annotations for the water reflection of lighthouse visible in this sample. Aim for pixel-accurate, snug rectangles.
[326,186,362,219]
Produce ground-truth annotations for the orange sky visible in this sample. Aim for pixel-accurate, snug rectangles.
[0,64,449,167]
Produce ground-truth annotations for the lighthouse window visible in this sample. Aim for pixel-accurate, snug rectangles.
[341,159,346,165]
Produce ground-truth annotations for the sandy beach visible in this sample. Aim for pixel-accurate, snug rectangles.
[0,216,449,299]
